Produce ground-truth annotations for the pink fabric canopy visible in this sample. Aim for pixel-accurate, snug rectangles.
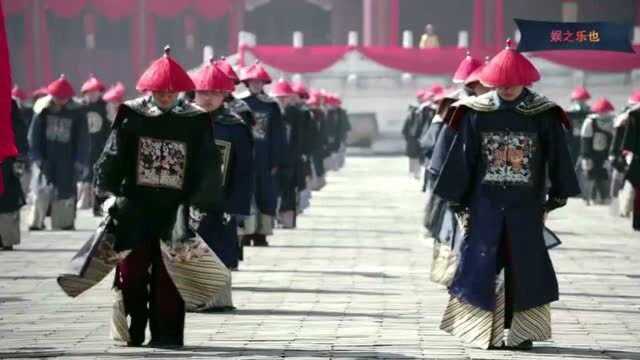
[359,46,492,75]
[245,45,640,74]
[247,45,351,74]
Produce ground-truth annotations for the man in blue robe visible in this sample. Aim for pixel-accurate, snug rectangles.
[435,41,580,350]
[28,75,88,231]
[238,62,285,246]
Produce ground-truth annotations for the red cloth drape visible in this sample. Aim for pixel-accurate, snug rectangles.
[247,46,351,73]
[247,45,640,74]
[533,46,640,72]
[43,0,87,18]
[359,46,491,75]
[0,1,18,166]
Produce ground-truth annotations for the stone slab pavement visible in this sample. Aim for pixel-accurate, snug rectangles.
[0,156,639,359]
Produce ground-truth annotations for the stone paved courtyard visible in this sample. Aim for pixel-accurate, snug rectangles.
[0,156,639,359]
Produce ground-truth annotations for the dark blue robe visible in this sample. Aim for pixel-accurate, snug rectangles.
[309,108,328,178]
[241,93,285,216]
[28,99,89,199]
[83,99,110,182]
[197,108,254,268]
[434,90,580,312]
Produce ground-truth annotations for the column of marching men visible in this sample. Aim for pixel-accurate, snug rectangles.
[0,47,351,347]
[401,40,639,351]
[402,53,640,240]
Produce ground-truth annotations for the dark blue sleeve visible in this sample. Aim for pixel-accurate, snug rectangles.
[227,126,255,215]
[422,121,443,160]
[545,111,582,199]
[73,109,90,167]
[433,111,479,205]
[27,110,46,163]
[268,103,285,169]
[428,123,457,176]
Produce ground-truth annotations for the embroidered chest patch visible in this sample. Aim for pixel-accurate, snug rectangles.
[481,131,537,186]
[45,115,73,143]
[136,137,187,190]
[87,111,104,134]
[252,112,269,140]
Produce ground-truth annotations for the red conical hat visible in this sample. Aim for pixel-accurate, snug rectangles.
[191,59,236,92]
[452,51,483,83]
[628,90,640,105]
[479,39,540,87]
[307,90,323,106]
[570,86,590,101]
[103,82,126,103]
[218,57,239,84]
[291,82,309,99]
[47,74,75,99]
[32,86,49,98]
[11,85,27,100]
[81,73,106,93]
[429,83,445,94]
[136,46,195,93]
[590,98,614,114]
[324,93,336,106]
[464,64,485,86]
[270,79,295,97]
[465,56,490,86]
[239,62,272,84]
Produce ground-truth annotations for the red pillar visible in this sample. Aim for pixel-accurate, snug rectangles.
[472,0,485,49]
[363,0,395,46]
[228,0,245,54]
[494,0,504,49]
[363,0,374,46]
[389,0,399,46]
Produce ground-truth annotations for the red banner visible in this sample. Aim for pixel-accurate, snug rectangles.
[0,0,17,163]
[247,45,351,73]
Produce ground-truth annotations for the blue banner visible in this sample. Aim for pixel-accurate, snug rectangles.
[515,19,635,53]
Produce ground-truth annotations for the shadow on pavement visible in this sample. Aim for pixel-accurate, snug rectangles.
[290,227,410,235]
[233,286,397,296]
[560,292,640,299]
[229,309,400,319]
[0,347,421,359]
[558,271,640,278]
[265,244,410,252]
[10,248,76,253]
[531,346,640,359]
[554,306,640,314]
[239,269,399,279]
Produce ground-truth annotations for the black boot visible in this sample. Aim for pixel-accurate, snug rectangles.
[240,235,253,247]
[253,235,269,247]
[127,313,147,347]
